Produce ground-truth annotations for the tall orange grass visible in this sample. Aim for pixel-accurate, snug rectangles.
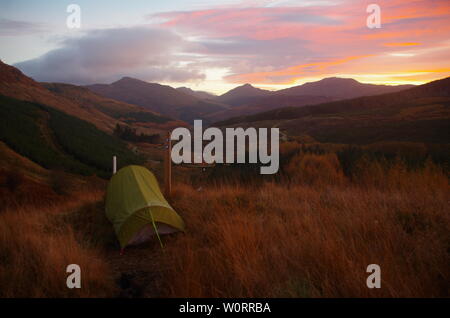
[285,152,346,186]
[0,191,116,297]
[0,153,448,298]
[158,158,449,297]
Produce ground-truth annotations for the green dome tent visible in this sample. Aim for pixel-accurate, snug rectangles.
[105,165,185,248]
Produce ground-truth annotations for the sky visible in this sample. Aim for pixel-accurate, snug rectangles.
[0,0,449,94]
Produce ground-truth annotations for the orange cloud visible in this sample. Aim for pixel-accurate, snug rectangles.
[382,0,450,24]
[383,42,421,47]
[152,0,450,88]
[227,55,372,84]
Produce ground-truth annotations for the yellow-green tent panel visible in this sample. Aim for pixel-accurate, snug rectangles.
[105,165,185,247]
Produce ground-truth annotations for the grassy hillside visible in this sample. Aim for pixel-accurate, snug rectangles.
[1,141,448,297]
[43,83,172,125]
[280,97,450,144]
[0,61,125,133]
[0,95,143,177]
[0,190,115,297]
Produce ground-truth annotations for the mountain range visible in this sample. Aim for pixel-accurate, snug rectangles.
[1,59,449,180]
[86,77,229,123]
[84,75,415,123]
[203,79,414,122]
[217,77,450,144]
[2,58,415,127]
[2,59,448,146]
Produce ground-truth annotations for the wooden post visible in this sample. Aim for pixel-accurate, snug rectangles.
[164,131,172,197]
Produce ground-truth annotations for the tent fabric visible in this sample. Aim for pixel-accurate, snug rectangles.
[105,165,185,247]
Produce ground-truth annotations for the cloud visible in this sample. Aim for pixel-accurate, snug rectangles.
[383,42,421,47]
[149,0,450,85]
[226,55,372,84]
[191,36,312,73]
[12,0,450,88]
[0,18,48,36]
[14,26,205,84]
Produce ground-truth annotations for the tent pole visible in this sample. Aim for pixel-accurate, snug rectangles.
[150,213,164,249]
[113,156,117,175]
[164,131,172,197]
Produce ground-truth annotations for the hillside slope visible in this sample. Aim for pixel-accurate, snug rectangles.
[42,83,175,128]
[1,61,119,133]
[0,95,142,177]
[2,61,174,133]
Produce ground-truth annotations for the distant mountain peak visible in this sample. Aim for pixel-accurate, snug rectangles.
[114,76,143,84]
[318,77,358,83]
[276,77,414,98]
[227,83,265,94]
[108,77,172,90]
[216,83,272,106]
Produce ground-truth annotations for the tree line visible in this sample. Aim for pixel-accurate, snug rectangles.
[114,124,161,144]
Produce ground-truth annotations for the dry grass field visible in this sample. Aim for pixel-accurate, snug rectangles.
[0,147,448,298]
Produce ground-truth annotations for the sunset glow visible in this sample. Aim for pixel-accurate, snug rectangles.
[1,0,449,94]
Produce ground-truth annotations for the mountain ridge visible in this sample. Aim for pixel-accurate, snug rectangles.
[215,77,450,144]
[86,76,229,123]
[275,77,415,98]
[215,83,272,106]
[208,77,415,118]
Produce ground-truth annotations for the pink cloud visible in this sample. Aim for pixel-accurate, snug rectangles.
[150,0,450,85]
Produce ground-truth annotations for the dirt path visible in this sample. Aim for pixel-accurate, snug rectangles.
[67,196,170,298]
[105,241,169,297]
